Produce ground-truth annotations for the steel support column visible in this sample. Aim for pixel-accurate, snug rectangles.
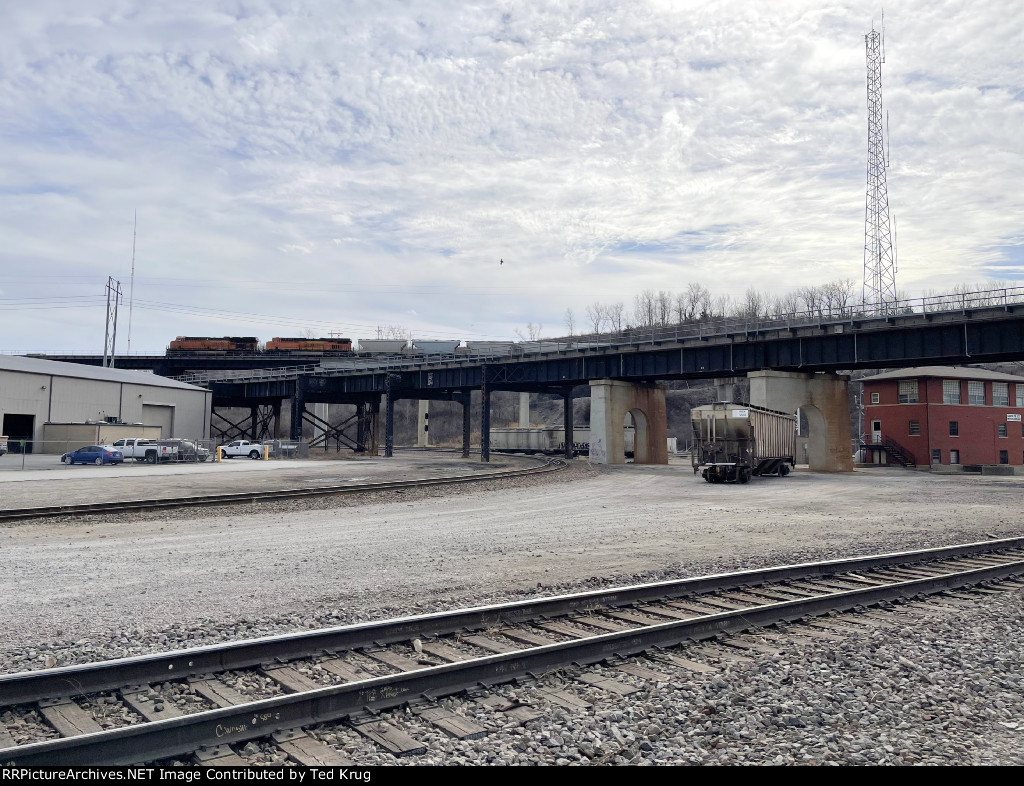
[356,403,366,452]
[290,380,306,441]
[272,401,282,439]
[460,393,471,458]
[384,376,397,458]
[480,384,491,462]
[368,399,380,455]
[249,407,258,441]
[563,392,574,460]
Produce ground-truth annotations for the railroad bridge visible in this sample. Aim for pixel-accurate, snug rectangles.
[191,296,1024,472]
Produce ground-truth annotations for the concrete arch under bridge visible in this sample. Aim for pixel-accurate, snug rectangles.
[748,370,853,472]
[588,379,668,465]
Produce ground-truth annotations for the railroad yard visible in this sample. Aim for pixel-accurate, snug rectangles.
[2,457,1024,765]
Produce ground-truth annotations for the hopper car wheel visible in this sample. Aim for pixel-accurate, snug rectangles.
[94,457,104,466]
[63,456,73,465]
[249,450,261,460]
[780,464,791,477]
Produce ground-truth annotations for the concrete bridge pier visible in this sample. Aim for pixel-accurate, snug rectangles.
[748,370,853,472]
[416,400,430,447]
[519,392,530,428]
[588,379,668,465]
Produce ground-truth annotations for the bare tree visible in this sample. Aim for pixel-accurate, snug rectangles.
[655,290,673,326]
[585,302,605,333]
[514,322,544,341]
[606,301,626,332]
[632,290,657,328]
[564,308,576,336]
[379,324,411,340]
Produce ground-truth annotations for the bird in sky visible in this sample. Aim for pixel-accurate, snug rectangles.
[500,258,504,265]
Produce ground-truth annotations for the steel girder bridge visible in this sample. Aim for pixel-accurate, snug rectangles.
[202,302,1024,461]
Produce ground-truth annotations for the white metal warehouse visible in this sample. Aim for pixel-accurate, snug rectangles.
[0,356,211,454]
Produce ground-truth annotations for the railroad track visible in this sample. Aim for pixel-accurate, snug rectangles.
[2,536,1023,765]
[0,453,565,522]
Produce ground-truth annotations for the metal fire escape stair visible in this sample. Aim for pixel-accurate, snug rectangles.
[862,436,917,467]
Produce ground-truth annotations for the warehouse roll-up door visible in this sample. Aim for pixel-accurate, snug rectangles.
[142,404,174,437]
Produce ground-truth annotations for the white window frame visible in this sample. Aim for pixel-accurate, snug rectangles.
[968,380,985,406]
[943,380,961,405]
[993,383,1009,407]
[870,392,879,404]
[897,380,919,404]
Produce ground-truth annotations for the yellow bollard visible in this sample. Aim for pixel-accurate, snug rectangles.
[216,446,223,462]
[263,444,270,461]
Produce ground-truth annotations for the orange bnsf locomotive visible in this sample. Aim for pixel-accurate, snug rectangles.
[166,336,353,356]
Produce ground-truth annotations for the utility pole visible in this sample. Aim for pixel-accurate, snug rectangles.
[102,276,123,368]
[863,18,897,312]
[126,210,137,353]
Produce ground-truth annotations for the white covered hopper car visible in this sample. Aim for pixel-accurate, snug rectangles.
[490,426,635,457]
[691,402,796,483]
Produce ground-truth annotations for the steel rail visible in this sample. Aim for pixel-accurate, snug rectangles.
[4,555,1023,765]
[0,455,564,522]
[2,536,1022,707]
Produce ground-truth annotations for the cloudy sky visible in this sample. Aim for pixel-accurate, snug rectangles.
[1,0,1022,353]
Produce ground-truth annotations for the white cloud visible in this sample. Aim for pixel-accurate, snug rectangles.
[0,0,1022,350]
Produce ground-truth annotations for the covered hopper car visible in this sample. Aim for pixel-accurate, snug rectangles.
[691,402,796,483]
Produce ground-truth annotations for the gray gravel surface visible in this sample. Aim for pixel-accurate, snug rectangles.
[3,464,1024,764]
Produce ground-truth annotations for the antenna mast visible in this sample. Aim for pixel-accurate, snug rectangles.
[862,19,897,311]
[127,210,137,353]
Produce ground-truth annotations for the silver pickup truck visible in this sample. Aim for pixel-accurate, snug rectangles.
[219,440,266,459]
[103,438,176,463]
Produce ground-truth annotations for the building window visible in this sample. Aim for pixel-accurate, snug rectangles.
[999,450,1009,465]
[950,449,960,465]
[949,421,959,436]
[999,423,1008,438]
[931,449,942,464]
[908,420,920,436]
[943,380,961,404]
[870,392,879,404]
[968,380,985,405]
[1017,385,1024,408]
[898,380,919,404]
[993,383,1009,407]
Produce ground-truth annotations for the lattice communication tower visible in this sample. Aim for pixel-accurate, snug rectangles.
[863,23,897,309]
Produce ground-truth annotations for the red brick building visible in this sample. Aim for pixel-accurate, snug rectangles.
[860,367,1024,467]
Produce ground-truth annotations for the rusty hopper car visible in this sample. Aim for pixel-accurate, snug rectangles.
[691,402,796,484]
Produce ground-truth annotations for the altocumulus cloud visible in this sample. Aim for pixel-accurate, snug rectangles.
[0,0,1022,351]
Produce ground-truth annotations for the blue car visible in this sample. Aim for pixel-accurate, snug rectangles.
[61,445,124,465]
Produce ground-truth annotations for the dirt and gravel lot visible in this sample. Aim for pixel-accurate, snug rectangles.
[2,462,1022,666]
[3,462,1024,765]
[0,452,529,508]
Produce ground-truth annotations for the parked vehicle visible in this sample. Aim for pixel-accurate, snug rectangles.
[61,446,124,466]
[158,439,210,462]
[691,402,796,483]
[104,438,176,464]
[219,440,266,459]
[0,435,7,457]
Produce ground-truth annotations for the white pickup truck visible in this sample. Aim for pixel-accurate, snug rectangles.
[104,438,176,464]
[219,440,266,460]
